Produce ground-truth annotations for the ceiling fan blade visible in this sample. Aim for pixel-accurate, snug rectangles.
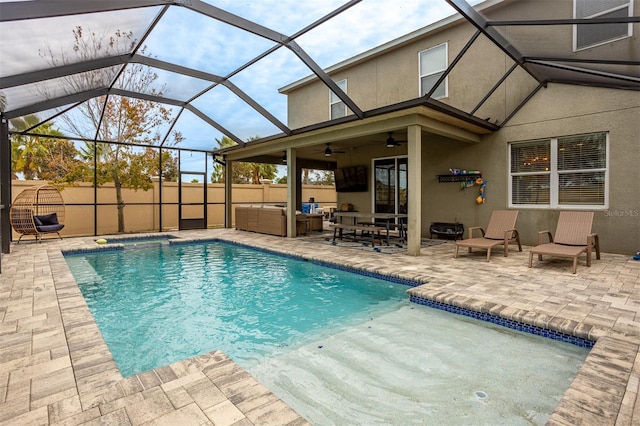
[385,131,408,147]
[310,143,345,156]
[321,143,346,156]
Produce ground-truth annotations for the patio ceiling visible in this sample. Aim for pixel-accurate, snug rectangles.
[1,0,638,156]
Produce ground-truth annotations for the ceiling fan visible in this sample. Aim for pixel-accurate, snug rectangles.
[313,143,346,157]
[385,132,407,148]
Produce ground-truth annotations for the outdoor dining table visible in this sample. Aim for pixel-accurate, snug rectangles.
[333,212,407,245]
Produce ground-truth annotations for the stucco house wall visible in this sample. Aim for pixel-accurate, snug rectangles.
[281,0,639,254]
[421,84,639,254]
[284,8,545,129]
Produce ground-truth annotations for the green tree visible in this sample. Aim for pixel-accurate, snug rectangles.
[40,26,182,233]
[79,144,178,188]
[154,150,179,182]
[9,114,67,180]
[210,136,277,184]
[34,138,89,184]
[308,169,335,185]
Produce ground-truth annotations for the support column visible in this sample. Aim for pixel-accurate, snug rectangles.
[0,115,11,254]
[224,159,233,228]
[286,147,297,238]
[406,125,422,256]
[296,162,303,211]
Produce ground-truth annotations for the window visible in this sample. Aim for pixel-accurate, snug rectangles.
[330,79,347,119]
[509,133,608,208]
[574,0,632,50]
[419,43,447,98]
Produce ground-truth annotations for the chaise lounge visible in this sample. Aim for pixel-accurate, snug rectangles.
[454,210,521,262]
[529,211,600,274]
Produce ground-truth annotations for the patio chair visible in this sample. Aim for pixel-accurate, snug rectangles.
[454,210,521,261]
[529,211,600,274]
[10,184,65,243]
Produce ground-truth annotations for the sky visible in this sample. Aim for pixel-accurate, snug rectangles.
[2,0,484,179]
[143,0,476,148]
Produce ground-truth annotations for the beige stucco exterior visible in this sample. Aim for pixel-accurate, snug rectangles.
[418,84,640,254]
[268,0,640,254]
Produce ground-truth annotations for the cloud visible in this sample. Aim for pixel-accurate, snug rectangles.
[296,0,459,68]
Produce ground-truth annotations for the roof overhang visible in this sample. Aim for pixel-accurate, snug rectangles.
[217,98,496,164]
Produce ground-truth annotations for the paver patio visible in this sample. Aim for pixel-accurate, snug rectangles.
[1,228,638,425]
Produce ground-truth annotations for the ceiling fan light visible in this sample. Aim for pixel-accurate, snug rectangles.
[324,146,332,156]
[386,131,398,148]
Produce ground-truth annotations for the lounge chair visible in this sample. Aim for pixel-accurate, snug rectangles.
[454,210,521,261]
[529,211,600,274]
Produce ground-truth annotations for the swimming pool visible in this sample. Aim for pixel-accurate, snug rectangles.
[65,241,588,425]
[65,241,409,376]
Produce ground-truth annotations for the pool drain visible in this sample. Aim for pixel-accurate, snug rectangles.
[475,391,488,399]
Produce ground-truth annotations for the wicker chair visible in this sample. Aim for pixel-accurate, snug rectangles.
[10,185,65,243]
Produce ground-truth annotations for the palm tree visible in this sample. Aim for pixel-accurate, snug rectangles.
[10,114,64,180]
[211,136,277,184]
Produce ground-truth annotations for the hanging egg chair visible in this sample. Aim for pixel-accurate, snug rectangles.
[9,184,65,243]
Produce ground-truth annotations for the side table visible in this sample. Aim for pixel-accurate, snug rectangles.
[306,214,324,232]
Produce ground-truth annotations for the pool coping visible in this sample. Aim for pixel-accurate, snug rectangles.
[175,235,640,425]
[1,229,639,425]
[54,238,312,425]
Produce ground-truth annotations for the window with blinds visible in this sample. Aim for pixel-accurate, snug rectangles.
[419,43,447,98]
[330,79,347,119]
[558,133,607,205]
[510,140,551,205]
[575,0,631,50]
[509,133,608,208]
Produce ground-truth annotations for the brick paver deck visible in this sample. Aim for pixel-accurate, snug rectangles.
[1,228,638,425]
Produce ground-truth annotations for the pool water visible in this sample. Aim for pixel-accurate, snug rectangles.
[65,242,408,376]
[252,305,588,425]
[65,241,588,425]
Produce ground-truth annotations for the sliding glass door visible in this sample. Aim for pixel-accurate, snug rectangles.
[373,157,408,215]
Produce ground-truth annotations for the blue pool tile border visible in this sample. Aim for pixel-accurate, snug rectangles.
[103,234,177,243]
[63,234,179,256]
[410,295,595,349]
[169,237,219,246]
[310,259,423,287]
[213,239,424,288]
[63,245,124,256]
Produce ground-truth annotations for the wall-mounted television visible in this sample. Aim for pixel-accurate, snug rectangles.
[334,166,367,192]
